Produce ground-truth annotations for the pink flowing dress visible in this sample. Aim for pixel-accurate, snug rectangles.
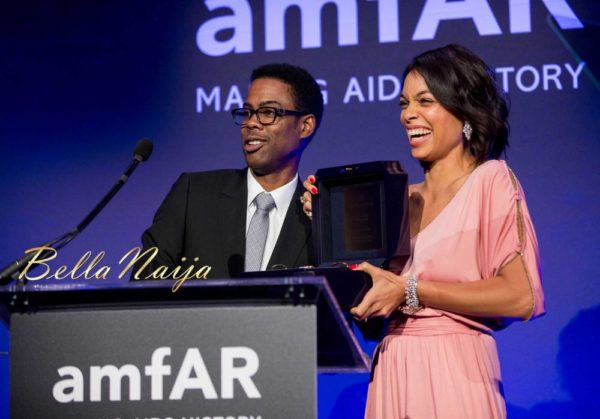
[364,160,545,419]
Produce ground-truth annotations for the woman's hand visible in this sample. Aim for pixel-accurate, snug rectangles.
[350,262,406,321]
[300,175,318,219]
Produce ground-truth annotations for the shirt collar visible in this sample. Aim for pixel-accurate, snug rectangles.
[246,170,298,211]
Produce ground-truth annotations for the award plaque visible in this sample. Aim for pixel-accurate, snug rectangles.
[312,161,410,271]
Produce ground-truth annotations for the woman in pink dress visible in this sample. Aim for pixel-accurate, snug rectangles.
[302,44,545,418]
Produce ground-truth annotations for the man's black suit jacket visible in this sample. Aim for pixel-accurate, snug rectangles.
[134,169,313,279]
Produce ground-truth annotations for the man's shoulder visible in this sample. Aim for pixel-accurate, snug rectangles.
[173,168,247,189]
[173,169,248,200]
[183,168,246,182]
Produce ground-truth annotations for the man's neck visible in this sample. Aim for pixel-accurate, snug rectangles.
[249,167,298,192]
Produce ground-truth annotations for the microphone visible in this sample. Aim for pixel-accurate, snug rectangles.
[134,138,153,162]
[0,138,154,284]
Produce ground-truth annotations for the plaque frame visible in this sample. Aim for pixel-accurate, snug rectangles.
[312,160,410,270]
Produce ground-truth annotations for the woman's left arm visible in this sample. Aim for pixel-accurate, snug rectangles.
[351,256,533,321]
[418,255,534,319]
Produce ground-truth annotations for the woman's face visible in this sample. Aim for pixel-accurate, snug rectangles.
[400,71,465,165]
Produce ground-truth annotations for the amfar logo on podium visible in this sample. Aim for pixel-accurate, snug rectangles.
[52,347,261,402]
[195,0,584,56]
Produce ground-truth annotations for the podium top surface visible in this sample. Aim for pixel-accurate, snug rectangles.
[0,276,334,322]
[1,275,328,293]
[0,276,371,372]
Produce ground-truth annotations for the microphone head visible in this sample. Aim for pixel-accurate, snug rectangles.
[134,138,153,162]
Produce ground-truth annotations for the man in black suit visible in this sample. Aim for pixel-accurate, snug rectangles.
[133,63,323,278]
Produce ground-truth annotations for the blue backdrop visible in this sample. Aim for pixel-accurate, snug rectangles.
[2,1,599,417]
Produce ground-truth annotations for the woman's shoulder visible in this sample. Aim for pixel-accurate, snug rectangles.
[475,159,510,176]
[472,159,515,186]
[471,160,523,203]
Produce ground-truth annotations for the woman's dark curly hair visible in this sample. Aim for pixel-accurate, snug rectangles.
[403,44,509,166]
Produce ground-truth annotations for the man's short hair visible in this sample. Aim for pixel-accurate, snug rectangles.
[251,63,324,139]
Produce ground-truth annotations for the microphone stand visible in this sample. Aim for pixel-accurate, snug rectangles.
[0,142,152,286]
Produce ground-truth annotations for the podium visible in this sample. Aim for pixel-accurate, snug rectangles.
[0,277,369,419]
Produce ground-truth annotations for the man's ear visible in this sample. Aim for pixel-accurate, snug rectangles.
[299,114,316,140]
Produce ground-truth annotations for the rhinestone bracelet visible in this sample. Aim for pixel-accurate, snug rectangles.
[401,274,423,315]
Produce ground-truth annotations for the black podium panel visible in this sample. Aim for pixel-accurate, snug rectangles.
[1,277,369,419]
[11,305,315,419]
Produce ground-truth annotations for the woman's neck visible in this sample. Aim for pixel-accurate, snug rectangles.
[422,153,477,196]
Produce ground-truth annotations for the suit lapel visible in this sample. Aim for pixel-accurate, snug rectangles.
[268,181,312,269]
[219,169,247,276]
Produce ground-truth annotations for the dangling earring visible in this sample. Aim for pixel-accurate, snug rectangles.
[462,121,473,141]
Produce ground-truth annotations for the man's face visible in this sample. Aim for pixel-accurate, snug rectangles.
[240,78,312,177]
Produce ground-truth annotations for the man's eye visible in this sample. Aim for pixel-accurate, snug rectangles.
[259,109,276,117]
[399,100,408,108]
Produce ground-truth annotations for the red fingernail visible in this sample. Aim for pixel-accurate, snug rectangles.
[348,264,360,270]
[308,175,316,183]
[310,186,318,194]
